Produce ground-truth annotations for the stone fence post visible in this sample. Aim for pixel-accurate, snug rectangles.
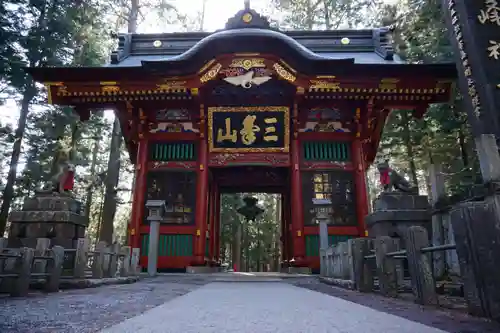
[45,246,64,292]
[351,238,374,292]
[120,246,131,276]
[405,226,438,305]
[131,248,140,275]
[33,238,50,274]
[108,243,121,278]
[374,236,398,297]
[74,238,89,278]
[92,241,107,279]
[11,247,34,297]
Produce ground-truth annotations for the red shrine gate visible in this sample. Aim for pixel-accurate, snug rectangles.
[26,6,455,271]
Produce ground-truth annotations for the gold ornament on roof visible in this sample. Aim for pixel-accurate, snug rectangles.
[242,13,253,23]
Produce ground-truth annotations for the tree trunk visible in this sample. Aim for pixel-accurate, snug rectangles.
[99,1,138,244]
[401,111,419,191]
[232,220,242,271]
[306,0,314,30]
[85,134,101,226]
[0,88,34,234]
[323,0,331,29]
[128,0,139,33]
[98,118,122,244]
[199,0,207,31]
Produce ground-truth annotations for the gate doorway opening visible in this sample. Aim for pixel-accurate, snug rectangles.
[211,166,290,272]
[219,192,283,273]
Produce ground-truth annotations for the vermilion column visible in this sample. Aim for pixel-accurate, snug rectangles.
[291,137,305,261]
[352,139,369,236]
[129,139,149,250]
[194,129,208,265]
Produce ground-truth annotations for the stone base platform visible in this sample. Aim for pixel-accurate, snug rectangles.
[287,266,312,274]
[186,266,222,274]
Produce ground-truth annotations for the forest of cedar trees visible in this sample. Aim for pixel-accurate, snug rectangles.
[0,0,479,271]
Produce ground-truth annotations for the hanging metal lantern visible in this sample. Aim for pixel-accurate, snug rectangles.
[237,196,264,221]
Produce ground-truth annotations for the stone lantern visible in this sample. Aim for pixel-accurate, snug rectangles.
[145,199,167,276]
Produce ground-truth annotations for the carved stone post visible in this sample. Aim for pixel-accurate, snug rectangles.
[374,236,398,297]
[351,238,373,292]
[92,241,106,279]
[46,246,64,292]
[11,247,34,297]
[108,243,120,278]
[131,248,140,275]
[120,246,131,277]
[74,238,89,278]
[405,226,438,305]
[441,1,500,319]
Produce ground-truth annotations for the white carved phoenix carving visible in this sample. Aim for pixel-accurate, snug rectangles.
[223,71,271,89]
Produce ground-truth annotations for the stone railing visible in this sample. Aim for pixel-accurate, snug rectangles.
[320,226,458,306]
[0,237,141,297]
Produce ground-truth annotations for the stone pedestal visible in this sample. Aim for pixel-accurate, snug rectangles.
[365,192,431,248]
[7,193,86,249]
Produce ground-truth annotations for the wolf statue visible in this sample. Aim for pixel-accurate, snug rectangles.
[36,149,75,195]
[376,160,417,194]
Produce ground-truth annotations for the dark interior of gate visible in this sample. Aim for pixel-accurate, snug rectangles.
[26,5,456,273]
[213,166,289,270]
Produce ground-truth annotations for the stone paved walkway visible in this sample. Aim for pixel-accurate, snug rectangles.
[100,282,447,333]
[1,275,500,333]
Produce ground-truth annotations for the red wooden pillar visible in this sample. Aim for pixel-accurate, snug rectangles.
[214,187,221,263]
[208,184,216,263]
[352,138,368,236]
[194,105,208,265]
[129,139,149,250]
[291,124,305,261]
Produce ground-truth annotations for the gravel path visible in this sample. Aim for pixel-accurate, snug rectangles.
[0,275,208,333]
[100,282,448,333]
[292,278,500,333]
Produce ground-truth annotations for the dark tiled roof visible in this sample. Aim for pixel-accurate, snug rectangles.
[108,6,398,67]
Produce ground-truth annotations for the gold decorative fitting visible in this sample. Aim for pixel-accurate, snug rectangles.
[190,88,199,95]
[272,63,296,82]
[309,80,340,90]
[102,85,120,93]
[153,40,162,47]
[379,78,399,90]
[156,80,187,90]
[242,13,252,23]
[200,63,222,83]
[229,58,265,70]
[296,86,305,94]
[341,37,350,45]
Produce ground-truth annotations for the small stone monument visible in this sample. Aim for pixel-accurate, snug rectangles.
[145,199,167,276]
